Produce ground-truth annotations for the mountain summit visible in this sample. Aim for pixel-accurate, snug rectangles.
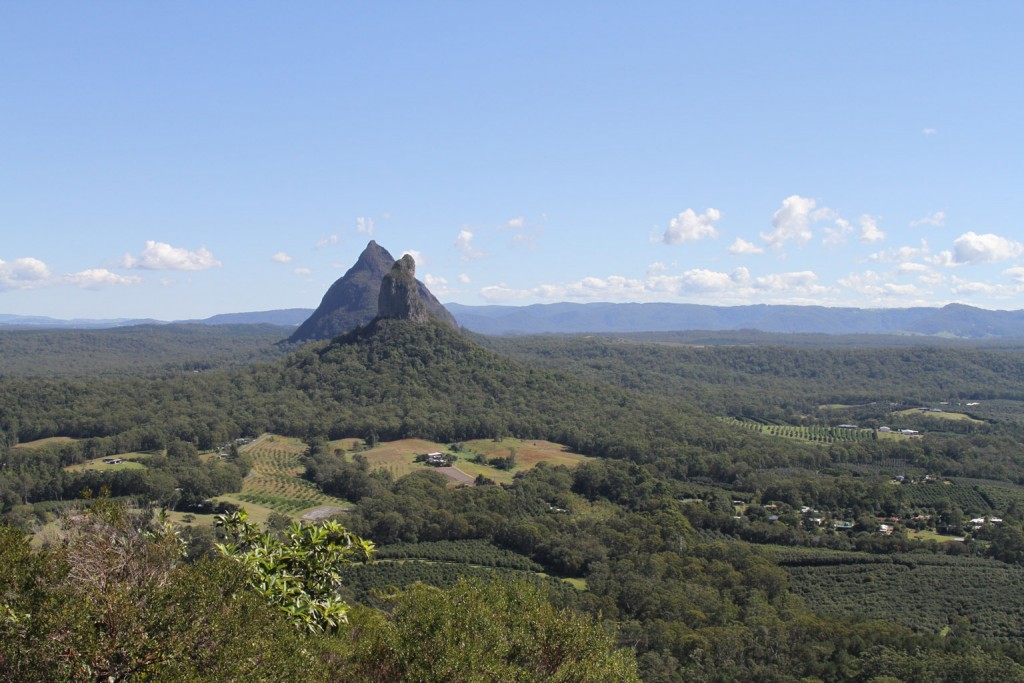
[289,241,455,343]
[378,254,430,323]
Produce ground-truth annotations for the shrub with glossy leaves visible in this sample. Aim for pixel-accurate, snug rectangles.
[215,508,375,633]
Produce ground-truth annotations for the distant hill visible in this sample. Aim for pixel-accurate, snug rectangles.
[190,309,313,326]
[446,302,1024,338]
[0,314,160,330]
[288,240,456,344]
[7,299,1024,339]
[0,311,311,330]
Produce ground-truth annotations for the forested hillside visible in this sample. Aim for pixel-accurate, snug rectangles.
[5,321,1024,681]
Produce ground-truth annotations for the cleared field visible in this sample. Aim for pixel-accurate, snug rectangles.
[892,408,986,424]
[324,436,593,486]
[352,438,454,479]
[230,434,352,518]
[14,436,78,450]
[906,529,965,543]
[64,452,151,472]
[462,438,592,467]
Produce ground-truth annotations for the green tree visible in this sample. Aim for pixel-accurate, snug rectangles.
[0,504,317,682]
[338,577,641,682]
[215,509,375,633]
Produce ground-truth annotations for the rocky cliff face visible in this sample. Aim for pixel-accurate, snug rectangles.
[289,241,457,343]
[377,255,430,323]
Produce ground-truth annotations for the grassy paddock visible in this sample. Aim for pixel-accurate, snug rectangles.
[892,407,986,424]
[64,452,152,472]
[14,436,78,450]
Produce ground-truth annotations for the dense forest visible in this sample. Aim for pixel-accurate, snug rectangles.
[4,321,1024,681]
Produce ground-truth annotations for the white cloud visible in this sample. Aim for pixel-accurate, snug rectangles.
[753,271,825,293]
[910,211,945,227]
[315,234,339,249]
[662,208,721,244]
[944,232,1024,265]
[868,240,931,263]
[479,284,534,303]
[923,128,938,136]
[916,269,946,287]
[646,261,669,275]
[949,276,1024,299]
[761,195,817,248]
[64,268,142,289]
[897,262,930,274]
[401,249,426,266]
[458,273,471,284]
[949,277,999,296]
[425,274,456,297]
[505,216,525,229]
[727,237,764,255]
[480,265,832,305]
[859,214,886,243]
[356,217,375,235]
[294,267,312,276]
[821,218,853,247]
[122,241,221,271]
[679,269,736,291]
[1004,267,1024,284]
[271,251,293,264]
[0,257,52,290]
[455,229,485,260]
[839,270,924,298]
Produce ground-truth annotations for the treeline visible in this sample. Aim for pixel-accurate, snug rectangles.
[0,324,289,377]
[6,320,1024,517]
[481,334,1024,417]
[299,457,1024,681]
[0,440,246,515]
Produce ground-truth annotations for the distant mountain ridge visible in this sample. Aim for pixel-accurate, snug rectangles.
[445,302,1024,338]
[7,301,1024,338]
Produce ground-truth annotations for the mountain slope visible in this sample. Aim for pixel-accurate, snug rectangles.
[289,241,456,343]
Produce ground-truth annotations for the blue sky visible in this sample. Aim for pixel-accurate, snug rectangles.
[3,2,1024,319]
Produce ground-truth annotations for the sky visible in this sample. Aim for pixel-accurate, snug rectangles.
[3,2,1024,320]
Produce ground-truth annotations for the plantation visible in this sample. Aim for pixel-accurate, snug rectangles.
[723,417,875,443]
[230,435,351,516]
[778,548,1024,642]
[899,481,993,513]
[375,539,544,571]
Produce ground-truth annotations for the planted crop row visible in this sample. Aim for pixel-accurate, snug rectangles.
[900,483,991,513]
[237,440,347,514]
[723,418,873,443]
[786,559,1024,642]
[376,540,543,572]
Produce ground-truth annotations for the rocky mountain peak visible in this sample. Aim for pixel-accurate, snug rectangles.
[288,241,457,343]
[377,255,430,323]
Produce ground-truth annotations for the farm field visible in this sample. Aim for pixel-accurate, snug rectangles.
[64,452,151,472]
[13,436,78,450]
[332,436,593,486]
[226,434,352,518]
[342,437,454,480]
[721,417,875,444]
[779,550,1024,642]
[893,407,986,423]
[906,528,964,543]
